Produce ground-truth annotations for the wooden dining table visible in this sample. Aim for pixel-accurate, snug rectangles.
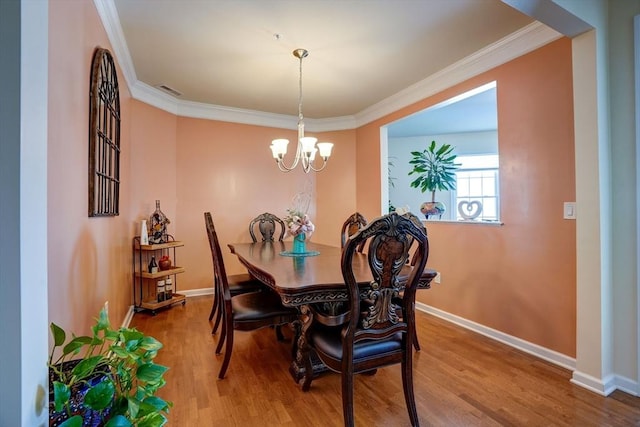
[228,240,436,385]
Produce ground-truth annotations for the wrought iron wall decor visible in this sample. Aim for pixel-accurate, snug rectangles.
[88,47,121,217]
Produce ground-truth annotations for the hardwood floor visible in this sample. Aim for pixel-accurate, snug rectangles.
[130,296,640,426]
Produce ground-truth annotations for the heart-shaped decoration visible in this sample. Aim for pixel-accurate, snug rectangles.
[458,200,483,220]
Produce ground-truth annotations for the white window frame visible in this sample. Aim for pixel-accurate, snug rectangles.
[451,155,500,222]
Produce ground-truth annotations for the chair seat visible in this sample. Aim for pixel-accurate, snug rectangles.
[232,290,298,322]
[228,273,265,295]
[310,325,403,361]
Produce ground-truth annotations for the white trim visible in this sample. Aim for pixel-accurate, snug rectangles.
[415,302,576,371]
[121,305,135,328]
[612,374,639,397]
[570,371,616,396]
[634,13,640,398]
[181,287,214,298]
[95,2,561,131]
[93,0,137,89]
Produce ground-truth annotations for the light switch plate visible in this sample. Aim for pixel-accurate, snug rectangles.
[563,202,576,219]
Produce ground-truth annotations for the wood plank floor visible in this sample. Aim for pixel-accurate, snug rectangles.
[130,296,640,426]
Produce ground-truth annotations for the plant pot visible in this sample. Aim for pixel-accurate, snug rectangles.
[420,201,446,219]
[49,360,113,427]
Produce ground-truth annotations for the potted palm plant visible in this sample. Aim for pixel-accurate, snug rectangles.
[48,305,171,427]
[408,140,460,219]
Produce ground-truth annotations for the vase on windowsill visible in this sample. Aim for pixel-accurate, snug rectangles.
[420,201,446,220]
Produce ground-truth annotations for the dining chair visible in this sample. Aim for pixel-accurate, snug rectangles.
[302,212,428,426]
[249,212,286,242]
[340,212,367,252]
[207,213,267,334]
[204,212,298,379]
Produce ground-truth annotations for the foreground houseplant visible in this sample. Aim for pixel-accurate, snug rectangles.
[408,140,460,218]
[48,305,171,427]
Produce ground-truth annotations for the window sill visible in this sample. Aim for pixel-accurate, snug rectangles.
[423,219,504,226]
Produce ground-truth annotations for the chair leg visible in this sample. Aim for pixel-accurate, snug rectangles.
[341,366,356,427]
[401,358,419,426]
[412,327,421,351]
[211,293,223,334]
[275,325,285,341]
[208,285,218,321]
[218,323,234,379]
[215,320,226,354]
[215,301,228,355]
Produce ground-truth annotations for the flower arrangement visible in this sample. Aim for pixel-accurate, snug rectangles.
[284,189,314,239]
[283,209,315,239]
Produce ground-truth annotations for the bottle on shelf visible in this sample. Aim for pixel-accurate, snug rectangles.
[148,256,158,274]
[149,200,170,244]
[165,276,173,299]
[156,279,166,303]
[140,219,150,245]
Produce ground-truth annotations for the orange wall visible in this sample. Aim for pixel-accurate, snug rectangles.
[173,118,356,290]
[48,1,133,334]
[356,38,576,356]
[130,100,178,232]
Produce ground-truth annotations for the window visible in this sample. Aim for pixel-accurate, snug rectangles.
[453,155,499,221]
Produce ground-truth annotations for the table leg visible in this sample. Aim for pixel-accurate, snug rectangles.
[288,304,328,389]
[289,304,312,384]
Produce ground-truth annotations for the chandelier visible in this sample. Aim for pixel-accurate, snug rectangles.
[270,49,333,173]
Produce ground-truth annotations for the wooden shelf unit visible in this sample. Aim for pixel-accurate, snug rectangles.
[139,293,186,312]
[132,236,186,315]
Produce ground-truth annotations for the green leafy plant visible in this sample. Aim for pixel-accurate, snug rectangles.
[48,306,171,427]
[408,140,460,202]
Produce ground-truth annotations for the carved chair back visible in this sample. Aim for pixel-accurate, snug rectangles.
[343,212,428,351]
[249,212,286,242]
[340,212,368,252]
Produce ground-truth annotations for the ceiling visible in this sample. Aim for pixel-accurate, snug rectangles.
[112,0,535,131]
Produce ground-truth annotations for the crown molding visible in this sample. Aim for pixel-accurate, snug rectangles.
[93,0,137,90]
[96,1,561,132]
[355,22,562,127]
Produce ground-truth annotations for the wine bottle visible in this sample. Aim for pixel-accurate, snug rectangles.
[156,279,165,302]
[165,276,173,299]
[148,256,158,274]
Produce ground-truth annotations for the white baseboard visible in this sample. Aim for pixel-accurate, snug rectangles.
[570,371,616,396]
[416,302,576,371]
[121,305,135,328]
[180,287,214,297]
[612,374,640,396]
[120,288,214,327]
[571,370,639,397]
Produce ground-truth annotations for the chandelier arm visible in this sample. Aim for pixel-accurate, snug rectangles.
[276,161,296,172]
[306,158,328,172]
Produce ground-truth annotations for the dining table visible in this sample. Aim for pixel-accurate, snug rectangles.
[227,240,436,385]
